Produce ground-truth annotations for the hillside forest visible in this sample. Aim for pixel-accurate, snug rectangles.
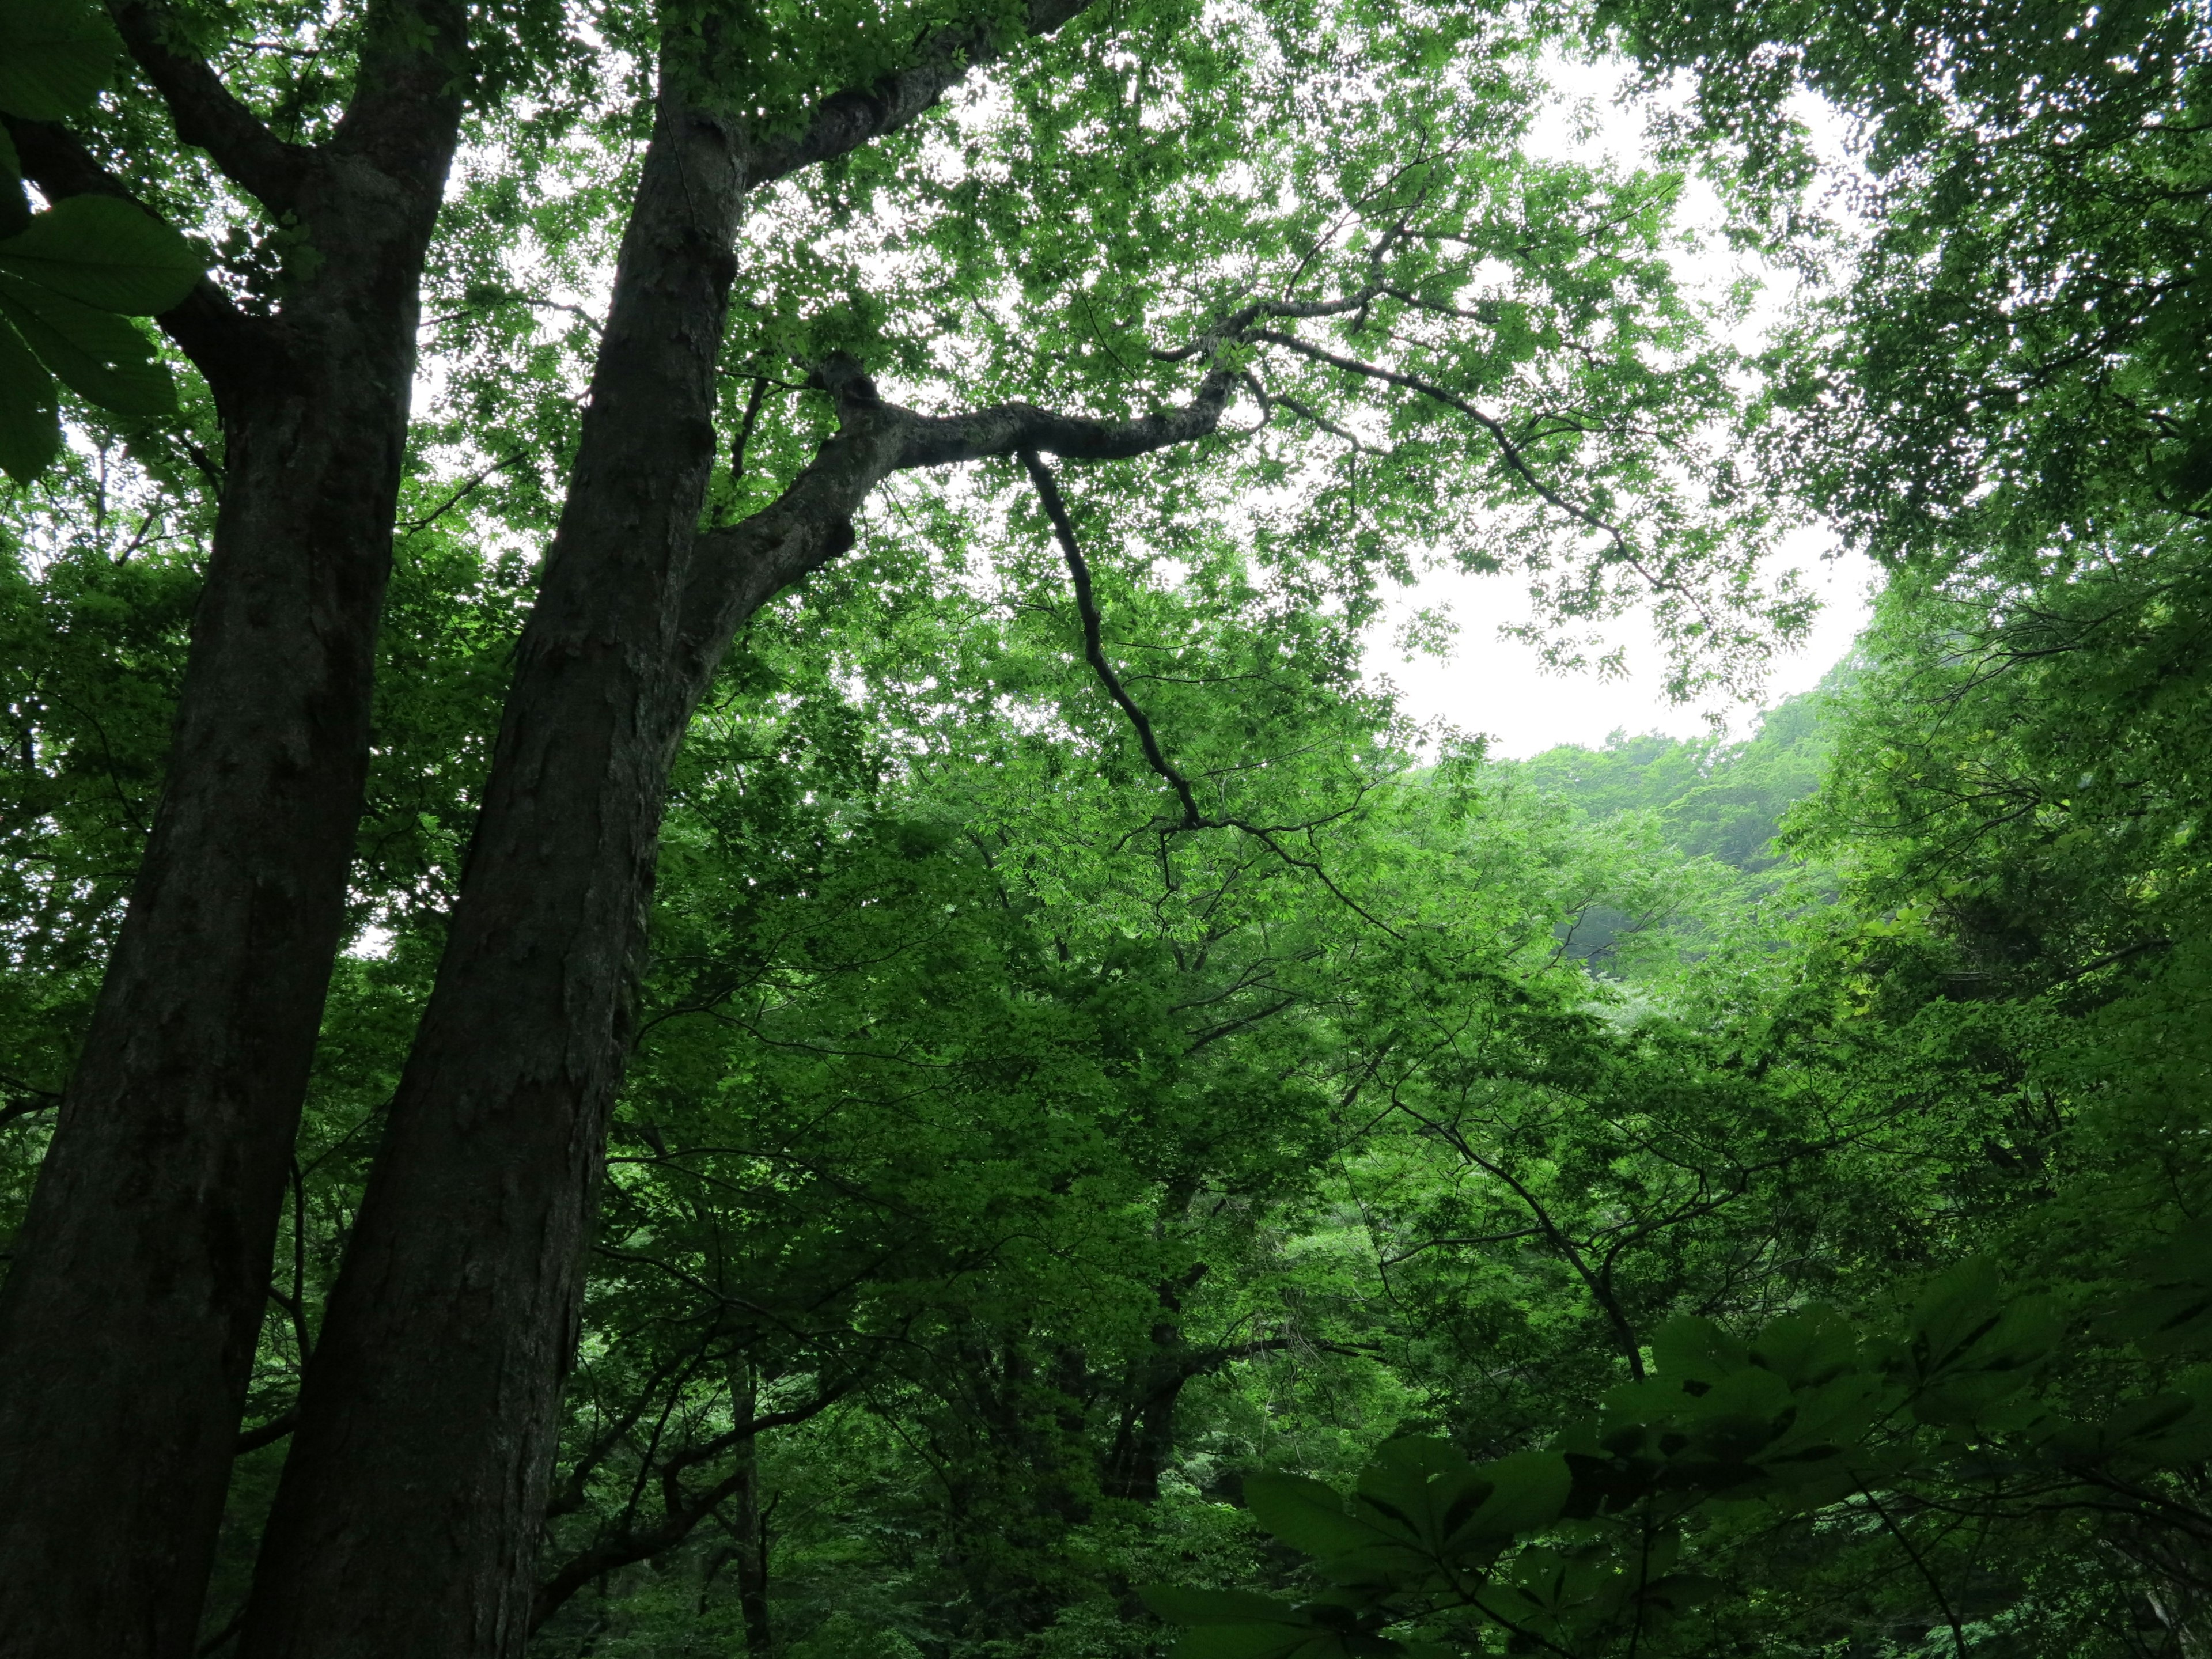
[0,0,2208,1654]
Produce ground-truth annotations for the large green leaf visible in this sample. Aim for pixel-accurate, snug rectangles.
[0,195,202,315]
[0,0,121,122]
[1355,1438,1490,1547]
[1442,1451,1571,1550]
[1650,1315,1749,1385]
[1167,1627,1343,1659]
[0,313,61,483]
[2103,1224,2212,1357]
[1244,1474,1399,1560]
[1748,1306,1861,1388]
[0,272,175,416]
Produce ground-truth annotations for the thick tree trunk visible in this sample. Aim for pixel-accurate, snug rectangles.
[235,80,752,1659]
[0,16,465,1657]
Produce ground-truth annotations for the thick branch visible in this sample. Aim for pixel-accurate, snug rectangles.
[234,1407,297,1456]
[105,0,309,209]
[670,358,1238,703]
[739,0,1098,193]
[329,0,470,186]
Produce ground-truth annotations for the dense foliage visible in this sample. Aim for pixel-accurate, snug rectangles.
[2,0,2209,1653]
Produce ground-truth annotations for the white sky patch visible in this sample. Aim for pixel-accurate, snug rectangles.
[1362,52,1877,758]
[1371,529,1875,757]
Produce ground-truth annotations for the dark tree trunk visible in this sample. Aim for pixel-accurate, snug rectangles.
[234,74,756,1659]
[727,1367,774,1656]
[0,8,467,1655]
[1101,1268,1208,1503]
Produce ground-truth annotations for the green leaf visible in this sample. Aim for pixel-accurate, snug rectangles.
[0,0,122,122]
[1444,1451,1571,1548]
[1748,1306,1860,1388]
[1356,1438,1487,1545]
[2104,1224,2212,1357]
[0,196,202,315]
[0,273,175,416]
[1651,1315,1749,1385]
[0,313,62,483]
[1909,1259,2008,1367]
[1168,1627,1337,1659]
[1244,1474,1396,1560]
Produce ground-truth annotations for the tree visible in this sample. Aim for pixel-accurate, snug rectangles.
[0,0,491,1646]
[1,0,1791,1654]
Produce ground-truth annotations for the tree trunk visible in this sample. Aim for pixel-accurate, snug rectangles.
[727,1365,773,1656]
[0,12,465,1654]
[234,76,753,1659]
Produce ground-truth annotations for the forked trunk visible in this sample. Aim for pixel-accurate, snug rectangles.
[237,10,1105,1652]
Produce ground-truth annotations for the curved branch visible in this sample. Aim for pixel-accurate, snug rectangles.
[1021,446,1203,824]
[105,0,309,209]
[0,115,263,394]
[531,1377,855,1628]
[740,0,1099,192]
[670,357,1240,701]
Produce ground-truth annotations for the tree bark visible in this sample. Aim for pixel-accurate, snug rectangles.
[233,65,759,1659]
[726,1363,772,1656]
[0,5,467,1654]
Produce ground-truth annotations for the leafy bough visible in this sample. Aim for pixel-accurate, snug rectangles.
[1145,1228,2212,1656]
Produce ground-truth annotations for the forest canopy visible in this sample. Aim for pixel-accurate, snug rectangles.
[0,0,2207,1655]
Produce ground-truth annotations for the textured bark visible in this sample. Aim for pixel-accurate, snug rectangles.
[734,1456,773,1659]
[0,6,467,1656]
[234,69,757,1659]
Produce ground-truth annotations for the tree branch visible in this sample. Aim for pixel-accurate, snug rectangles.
[737,0,1100,194]
[669,353,1240,704]
[0,115,263,395]
[1247,326,1669,588]
[104,0,310,209]
[1021,446,1205,824]
[234,1407,297,1456]
[327,0,469,187]
[531,1377,855,1628]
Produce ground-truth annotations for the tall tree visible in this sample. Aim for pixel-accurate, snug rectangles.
[0,0,499,1650]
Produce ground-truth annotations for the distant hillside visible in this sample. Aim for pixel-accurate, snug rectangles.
[1508,685,1835,872]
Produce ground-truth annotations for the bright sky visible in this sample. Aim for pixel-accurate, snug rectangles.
[1359,52,1876,759]
[1368,532,1876,758]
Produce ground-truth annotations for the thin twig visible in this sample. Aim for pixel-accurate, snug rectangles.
[1019,447,1204,825]
[1018,449,1407,941]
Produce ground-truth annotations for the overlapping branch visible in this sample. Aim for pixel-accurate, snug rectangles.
[1,116,263,386]
[531,1372,858,1626]
[105,0,312,209]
